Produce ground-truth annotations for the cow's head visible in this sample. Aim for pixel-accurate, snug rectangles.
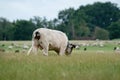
[33,31,40,40]
[65,43,76,55]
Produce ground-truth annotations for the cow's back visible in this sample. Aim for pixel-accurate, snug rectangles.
[37,28,68,49]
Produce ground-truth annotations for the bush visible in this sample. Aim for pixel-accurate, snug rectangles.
[94,27,109,40]
[108,20,120,39]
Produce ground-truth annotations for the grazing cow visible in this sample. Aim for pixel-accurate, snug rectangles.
[27,28,76,56]
[114,47,120,53]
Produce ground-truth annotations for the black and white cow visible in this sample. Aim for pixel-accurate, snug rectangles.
[27,28,76,56]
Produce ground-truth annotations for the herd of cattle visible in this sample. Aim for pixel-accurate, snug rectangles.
[0,28,120,55]
[0,43,29,53]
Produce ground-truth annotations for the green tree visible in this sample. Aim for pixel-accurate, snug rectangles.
[30,16,44,28]
[79,2,120,28]
[108,20,120,39]
[58,7,93,39]
[94,27,109,40]
[0,17,14,40]
[13,20,36,40]
[57,2,120,40]
[58,8,76,39]
[30,16,54,29]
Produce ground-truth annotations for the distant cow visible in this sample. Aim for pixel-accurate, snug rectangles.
[27,28,76,56]
[114,47,120,53]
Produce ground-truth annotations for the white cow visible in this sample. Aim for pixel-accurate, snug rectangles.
[27,28,76,56]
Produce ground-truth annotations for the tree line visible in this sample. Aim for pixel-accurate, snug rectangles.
[0,2,120,40]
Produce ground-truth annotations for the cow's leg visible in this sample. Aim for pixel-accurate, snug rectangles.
[27,46,33,55]
[27,40,37,55]
[42,42,49,56]
[59,47,66,56]
[32,46,38,55]
[42,49,48,56]
[42,45,49,56]
[59,42,67,56]
[27,46,38,55]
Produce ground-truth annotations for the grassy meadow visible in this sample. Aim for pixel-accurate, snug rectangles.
[0,40,120,80]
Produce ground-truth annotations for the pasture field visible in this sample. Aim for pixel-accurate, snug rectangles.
[0,40,120,80]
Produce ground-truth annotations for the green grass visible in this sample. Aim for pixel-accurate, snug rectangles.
[0,41,120,80]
